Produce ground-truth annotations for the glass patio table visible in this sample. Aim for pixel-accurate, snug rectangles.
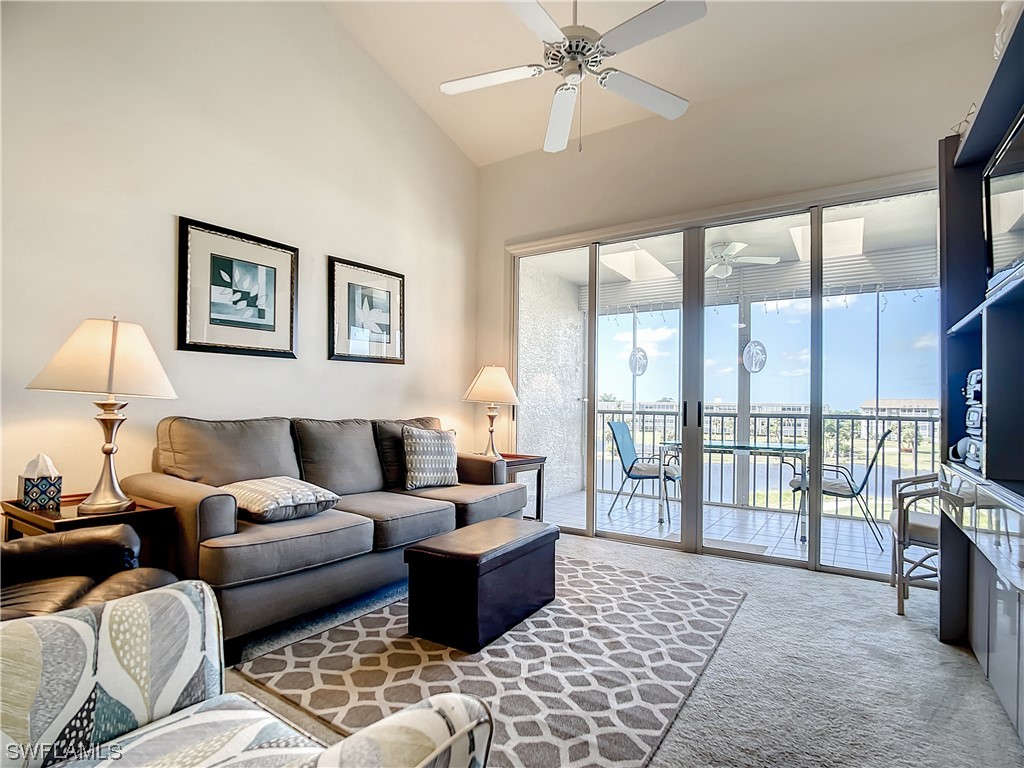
[658,441,811,542]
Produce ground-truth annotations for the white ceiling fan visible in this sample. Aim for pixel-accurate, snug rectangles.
[705,242,780,278]
[440,0,707,153]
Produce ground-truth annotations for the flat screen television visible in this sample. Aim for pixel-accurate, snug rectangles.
[983,105,1024,292]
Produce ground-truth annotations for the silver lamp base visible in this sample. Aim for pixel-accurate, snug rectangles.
[480,403,504,459]
[78,399,134,515]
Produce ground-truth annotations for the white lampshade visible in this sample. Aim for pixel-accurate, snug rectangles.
[463,365,519,406]
[28,318,177,399]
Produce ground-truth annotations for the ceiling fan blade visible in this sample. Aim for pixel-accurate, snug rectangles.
[544,84,578,153]
[705,264,718,277]
[722,242,748,257]
[440,64,546,95]
[503,1,568,46]
[597,69,689,119]
[733,255,782,265]
[600,1,707,55]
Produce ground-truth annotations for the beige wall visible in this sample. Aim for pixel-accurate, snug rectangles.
[1,2,479,497]
[478,14,1000,406]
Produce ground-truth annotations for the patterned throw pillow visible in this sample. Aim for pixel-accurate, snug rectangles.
[219,475,339,523]
[403,426,459,490]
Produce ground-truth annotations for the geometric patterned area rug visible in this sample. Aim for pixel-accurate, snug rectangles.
[237,556,745,768]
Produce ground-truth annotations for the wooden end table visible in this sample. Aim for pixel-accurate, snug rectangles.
[502,453,547,522]
[2,494,176,570]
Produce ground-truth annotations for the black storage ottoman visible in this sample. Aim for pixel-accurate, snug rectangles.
[404,518,560,653]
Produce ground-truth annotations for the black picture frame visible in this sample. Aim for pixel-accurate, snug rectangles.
[328,256,405,364]
[177,217,298,358]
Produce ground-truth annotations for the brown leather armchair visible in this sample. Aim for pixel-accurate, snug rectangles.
[1,524,177,620]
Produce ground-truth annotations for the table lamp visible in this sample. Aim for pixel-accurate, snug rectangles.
[463,365,519,458]
[27,317,177,514]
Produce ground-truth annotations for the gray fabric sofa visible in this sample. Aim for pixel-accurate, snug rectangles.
[121,416,527,639]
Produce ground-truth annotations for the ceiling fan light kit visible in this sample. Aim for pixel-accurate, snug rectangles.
[439,1,707,153]
[705,241,782,279]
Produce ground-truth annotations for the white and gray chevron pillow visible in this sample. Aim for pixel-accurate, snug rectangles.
[219,475,339,523]
[402,425,459,490]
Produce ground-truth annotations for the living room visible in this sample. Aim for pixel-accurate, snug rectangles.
[2,2,1023,767]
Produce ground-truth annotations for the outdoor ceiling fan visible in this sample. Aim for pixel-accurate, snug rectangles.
[705,242,780,279]
[440,0,707,153]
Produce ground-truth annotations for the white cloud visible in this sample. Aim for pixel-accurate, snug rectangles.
[613,325,677,360]
[718,366,735,375]
[785,348,811,364]
[705,358,716,368]
[774,298,810,315]
[780,367,810,377]
[913,333,938,350]
[638,327,677,344]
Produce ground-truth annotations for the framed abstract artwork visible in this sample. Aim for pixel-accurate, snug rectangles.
[177,217,298,358]
[328,256,404,364]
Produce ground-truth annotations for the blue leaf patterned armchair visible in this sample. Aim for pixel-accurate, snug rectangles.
[0,581,492,768]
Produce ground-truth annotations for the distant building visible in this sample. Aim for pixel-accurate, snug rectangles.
[603,400,831,439]
[857,399,939,440]
[859,398,940,418]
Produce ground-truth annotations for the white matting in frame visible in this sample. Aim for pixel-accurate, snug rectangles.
[328,256,404,364]
[178,217,298,358]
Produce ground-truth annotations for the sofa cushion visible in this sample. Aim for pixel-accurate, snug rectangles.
[156,416,300,487]
[0,575,95,620]
[198,510,373,587]
[400,482,528,527]
[293,418,385,494]
[333,492,455,550]
[219,475,339,523]
[373,417,442,489]
[403,425,459,490]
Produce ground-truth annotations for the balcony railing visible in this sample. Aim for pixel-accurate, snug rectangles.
[596,407,940,520]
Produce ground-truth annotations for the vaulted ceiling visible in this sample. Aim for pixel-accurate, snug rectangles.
[329,1,998,166]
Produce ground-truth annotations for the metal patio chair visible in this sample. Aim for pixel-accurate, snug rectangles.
[607,421,679,525]
[889,472,940,615]
[791,428,893,550]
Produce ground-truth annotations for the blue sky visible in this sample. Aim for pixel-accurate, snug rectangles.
[598,289,940,412]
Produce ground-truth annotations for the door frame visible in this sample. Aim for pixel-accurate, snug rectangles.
[508,170,936,574]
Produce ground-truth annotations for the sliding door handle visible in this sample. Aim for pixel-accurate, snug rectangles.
[697,400,703,426]
[682,400,688,427]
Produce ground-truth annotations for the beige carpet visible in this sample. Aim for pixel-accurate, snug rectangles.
[228,535,1024,767]
[237,555,744,768]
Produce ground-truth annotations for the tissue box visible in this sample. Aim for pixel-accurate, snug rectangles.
[18,475,62,511]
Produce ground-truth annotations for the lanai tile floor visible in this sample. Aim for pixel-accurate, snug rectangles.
[539,490,926,575]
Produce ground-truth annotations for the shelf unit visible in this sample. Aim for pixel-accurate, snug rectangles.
[944,261,1024,495]
[937,9,1024,740]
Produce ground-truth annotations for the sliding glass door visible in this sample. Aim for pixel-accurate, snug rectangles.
[594,234,684,544]
[512,186,942,578]
[700,213,812,563]
[820,191,940,574]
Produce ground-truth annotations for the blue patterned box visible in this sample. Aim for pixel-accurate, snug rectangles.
[18,475,62,511]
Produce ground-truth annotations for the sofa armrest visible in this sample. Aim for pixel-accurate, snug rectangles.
[316,693,492,768]
[121,472,237,579]
[0,581,223,768]
[457,453,507,485]
[1,524,140,585]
